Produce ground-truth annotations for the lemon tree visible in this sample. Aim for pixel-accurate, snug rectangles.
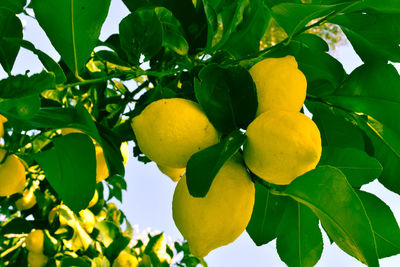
[1,0,400,266]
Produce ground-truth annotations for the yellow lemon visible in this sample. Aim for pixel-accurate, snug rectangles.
[112,251,139,267]
[0,149,26,196]
[121,142,129,165]
[172,155,255,257]
[0,115,7,138]
[131,98,219,168]
[16,187,37,211]
[249,55,307,115]
[25,229,44,253]
[243,110,322,185]
[79,209,96,234]
[88,189,99,208]
[157,163,185,182]
[27,252,48,267]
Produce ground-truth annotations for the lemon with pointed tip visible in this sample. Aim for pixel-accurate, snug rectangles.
[172,155,255,257]
[244,110,322,185]
[0,149,26,196]
[157,163,185,182]
[112,251,138,267]
[249,55,307,115]
[131,98,219,168]
[25,229,44,253]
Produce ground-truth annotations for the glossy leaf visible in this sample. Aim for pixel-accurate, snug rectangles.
[194,64,257,133]
[104,236,131,263]
[319,147,382,187]
[31,0,111,75]
[247,183,288,246]
[0,0,26,13]
[285,166,379,266]
[277,199,323,267]
[329,13,400,63]
[364,0,400,13]
[35,134,96,213]
[0,9,22,74]
[294,33,329,52]
[357,190,400,258]
[186,130,246,197]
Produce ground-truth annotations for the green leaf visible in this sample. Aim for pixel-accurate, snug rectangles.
[35,133,96,213]
[319,147,382,187]
[155,7,189,56]
[276,199,323,267]
[294,33,329,52]
[144,233,169,264]
[0,0,26,13]
[95,221,122,247]
[271,2,346,38]
[119,8,163,64]
[30,0,111,75]
[246,183,288,246]
[186,130,246,197]
[285,166,379,266]
[194,64,257,133]
[0,71,56,98]
[290,41,346,97]
[329,13,400,63]
[104,236,131,263]
[61,257,91,267]
[356,190,400,258]
[0,8,22,74]
[364,0,400,13]
[0,218,33,234]
[306,101,366,150]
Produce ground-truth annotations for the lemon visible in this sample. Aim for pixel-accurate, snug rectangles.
[112,251,139,267]
[131,98,219,168]
[172,155,255,257]
[244,110,321,185]
[157,163,185,182]
[0,149,26,196]
[249,56,307,115]
[121,141,129,165]
[0,115,7,138]
[27,252,48,267]
[25,229,44,253]
[79,209,96,233]
[88,189,99,208]
[16,187,37,211]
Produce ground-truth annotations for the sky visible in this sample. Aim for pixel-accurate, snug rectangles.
[1,0,400,266]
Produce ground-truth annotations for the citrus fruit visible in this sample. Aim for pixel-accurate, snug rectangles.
[27,252,48,267]
[112,251,139,267]
[121,141,129,165]
[249,55,307,115]
[131,98,219,168]
[25,229,44,253]
[0,115,7,139]
[243,110,322,185]
[157,163,185,182]
[0,149,26,196]
[172,155,255,257]
[15,187,37,211]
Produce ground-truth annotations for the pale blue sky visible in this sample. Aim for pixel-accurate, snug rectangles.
[1,0,400,266]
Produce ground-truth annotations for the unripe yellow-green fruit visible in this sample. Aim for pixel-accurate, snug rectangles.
[112,251,139,267]
[25,229,44,254]
[157,163,185,182]
[131,98,219,168]
[243,110,322,185]
[27,252,48,267]
[16,187,37,211]
[249,55,307,115]
[0,149,26,196]
[172,155,255,257]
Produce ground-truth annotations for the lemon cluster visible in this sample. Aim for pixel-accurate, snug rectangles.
[130,56,321,258]
[25,230,48,267]
[244,55,322,185]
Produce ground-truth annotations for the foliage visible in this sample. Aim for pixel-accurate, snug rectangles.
[0,0,400,266]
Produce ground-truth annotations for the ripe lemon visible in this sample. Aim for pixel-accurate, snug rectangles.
[249,56,307,115]
[0,149,26,196]
[16,187,37,211]
[243,110,322,185]
[131,98,219,168]
[157,163,185,182]
[112,251,139,267]
[79,209,96,233]
[27,252,48,267]
[25,229,44,253]
[0,115,7,138]
[172,155,255,257]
